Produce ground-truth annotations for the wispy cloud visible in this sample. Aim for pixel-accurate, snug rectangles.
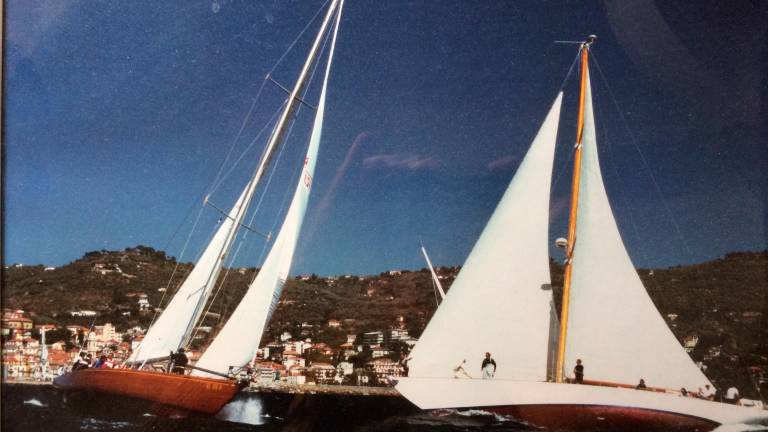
[363,154,440,171]
[487,155,519,172]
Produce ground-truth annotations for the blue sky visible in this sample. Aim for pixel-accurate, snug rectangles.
[5,1,767,276]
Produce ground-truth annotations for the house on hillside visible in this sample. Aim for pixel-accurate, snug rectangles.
[70,310,97,317]
[362,331,384,345]
[683,335,699,353]
[137,296,150,312]
[370,345,391,359]
[2,310,34,336]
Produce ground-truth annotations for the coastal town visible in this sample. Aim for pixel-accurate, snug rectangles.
[1,305,415,388]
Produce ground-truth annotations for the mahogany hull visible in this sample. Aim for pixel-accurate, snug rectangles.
[53,368,242,414]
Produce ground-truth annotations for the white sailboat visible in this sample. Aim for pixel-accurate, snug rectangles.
[54,0,345,414]
[396,36,768,431]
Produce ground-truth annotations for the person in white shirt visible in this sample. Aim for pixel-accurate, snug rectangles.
[725,386,740,404]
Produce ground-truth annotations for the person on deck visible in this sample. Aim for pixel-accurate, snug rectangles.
[701,384,716,400]
[481,352,496,379]
[636,379,647,390]
[171,348,189,375]
[725,386,740,405]
[573,359,584,384]
[102,353,115,369]
[93,354,106,369]
[72,352,89,371]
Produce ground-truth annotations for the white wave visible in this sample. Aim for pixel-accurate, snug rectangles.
[455,409,495,417]
[216,396,266,425]
[80,418,133,430]
[23,398,47,407]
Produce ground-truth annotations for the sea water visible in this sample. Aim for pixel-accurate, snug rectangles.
[2,384,530,431]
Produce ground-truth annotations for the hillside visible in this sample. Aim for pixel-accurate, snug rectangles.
[3,247,766,398]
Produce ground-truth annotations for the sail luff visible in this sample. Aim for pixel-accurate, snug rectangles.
[555,43,590,383]
[192,0,344,376]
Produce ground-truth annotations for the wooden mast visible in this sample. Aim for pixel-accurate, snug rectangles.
[555,35,595,383]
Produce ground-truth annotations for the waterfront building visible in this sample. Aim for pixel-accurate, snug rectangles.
[366,358,405,385]
[308,363,336,385]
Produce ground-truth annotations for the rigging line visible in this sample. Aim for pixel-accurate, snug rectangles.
[268,0,331,76]
[208,80,269,197]
[590,53,693,257]
[558,48,582,91]
[204,199,271,239]
[208,99,288,197]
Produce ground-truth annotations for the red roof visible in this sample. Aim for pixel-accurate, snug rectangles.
[257,361,286,370]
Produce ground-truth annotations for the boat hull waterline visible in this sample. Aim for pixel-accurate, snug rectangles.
[53,368,243,414]
[395,378,768,431]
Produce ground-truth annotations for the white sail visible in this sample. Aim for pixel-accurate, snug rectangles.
[407,93,563,381]
[563,70,711,391]
[421,245,446,300]
[192,3,343,376]
[129,186,251,363]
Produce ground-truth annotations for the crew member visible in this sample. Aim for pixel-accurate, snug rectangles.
[481,352,496,379]
[573,359,584,383]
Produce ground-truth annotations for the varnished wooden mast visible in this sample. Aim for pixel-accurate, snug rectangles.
[555,36,594,383]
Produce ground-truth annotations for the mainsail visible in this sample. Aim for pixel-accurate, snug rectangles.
[563,70,711,391]
[129,186,251,362]
[407,93,563,381]
[192,1,344,377]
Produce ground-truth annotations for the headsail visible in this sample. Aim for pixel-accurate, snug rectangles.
[407,93,563,381]
[421,245,446,301]
[192,1,343,376]
[563,69,711,391]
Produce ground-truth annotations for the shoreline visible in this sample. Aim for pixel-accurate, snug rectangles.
[3,379,401,396]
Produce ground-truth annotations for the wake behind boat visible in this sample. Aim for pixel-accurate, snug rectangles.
[54,0,346,415]
[395,36,768,431]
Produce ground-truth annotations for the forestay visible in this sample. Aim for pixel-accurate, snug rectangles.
[563,70,711,391]
[407,93,563,381]
[192,3,343,376]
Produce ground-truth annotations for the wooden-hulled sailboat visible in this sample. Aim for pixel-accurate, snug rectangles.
[395,36,768,431]
[53,0,345,415]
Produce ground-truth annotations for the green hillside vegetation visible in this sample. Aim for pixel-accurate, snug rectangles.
[3,247,766,398]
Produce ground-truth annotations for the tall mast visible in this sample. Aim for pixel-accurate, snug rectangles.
[179,0,342,348]
[554,35,595,383]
